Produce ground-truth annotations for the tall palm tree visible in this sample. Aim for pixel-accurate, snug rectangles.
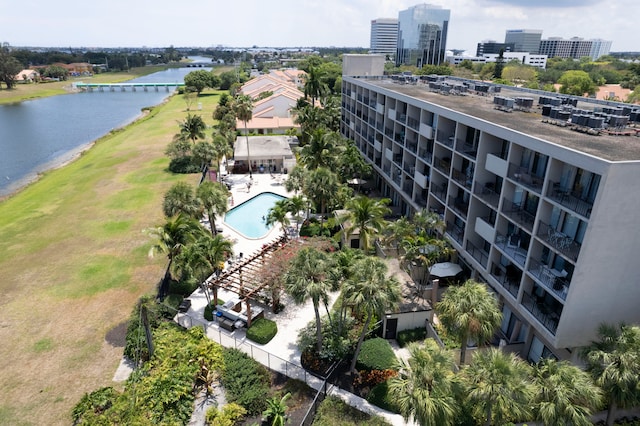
[339,195,390,253]
[196,181,229,236]
[303,65,327,105]
[234,94,254,177]
[198,233,233,306]
[461,348,534,426]
[284,247,333,353]
[284,166,307,195]
[177,113,207,143]
[580,323,640,426]
[388,340,459,426]
[209,133,233,179]
[265,199,291,239]
[163,181,203,219]
[436,279,502,365]
[304,167,340,221]
[532,358,603,426]
[147,214,204,297]
[401,235,453,285]
[342,257,401,373]
[298,128,344,170]
[285,195,307,231]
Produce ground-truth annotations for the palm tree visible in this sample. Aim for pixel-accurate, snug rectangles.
[304,167,340,222]
[284,247,333,353]
[339,195,390,252]
[388,340,459,426]
[192,140,216,182]
[461,348,534,426]
[580,323,640,426]
[298,128,344,170]
[343,257,401,373]
[234,94,254,177]
[436,279,502,365]
[401,234,453,285]
[265,199,291,239]
[262,392,291,426]
[177,113,207,143]
[196,181,229,235]
[147,214,204,298]
[532,358,603,426]
[284,166,307,195]
[198,233,233,306]
[209,133,233,179]
[285,195,307,231]
[163,181,203,219]
[303,65,327,105]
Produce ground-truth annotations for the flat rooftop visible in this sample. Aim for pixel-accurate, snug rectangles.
[357,77,640,162]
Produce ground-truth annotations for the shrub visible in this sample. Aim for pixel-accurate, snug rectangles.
[163,294,183,311]
[169,277,198,297]
[356,338,397,371]
[366,381,401,415]
[396,327,427,348]
[354,369,397,389]
[313,395,392,425]
[168,156,200,174]
[124,295,168,362]
[220,348,270,416]
[205,403,246,426]
[72,387,119,424]
[203,299,224,321]
[246,318,278,344]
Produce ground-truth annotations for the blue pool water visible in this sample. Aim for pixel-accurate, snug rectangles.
[224,192,286,239]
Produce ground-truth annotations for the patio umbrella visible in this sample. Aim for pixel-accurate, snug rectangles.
[429,262,462,278]
[347,178,367,185]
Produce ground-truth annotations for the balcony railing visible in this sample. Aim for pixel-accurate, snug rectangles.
[434,157,451,175]
[474,183,500,208]
[536,221,581,262]
[546,185,593,219]
[446,221,465,245]
[501,199,535,232]
[449,195,469,219]
[466,240,489,268]
[452,169,472,190]
[455,139,478,159]
[431,183,447,202]
[527,258,570,301]
[490,262,520,298]
[507,163,544,193]
[407,116,419,130]
[406,142,417,154]
[522,292,560,335]
[495,232,528,267]
[436,131,455,148]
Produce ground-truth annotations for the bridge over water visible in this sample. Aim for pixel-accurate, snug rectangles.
[74,82,186,92]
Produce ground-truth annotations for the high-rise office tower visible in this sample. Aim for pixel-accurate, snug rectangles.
[396,4,450,68]
[370,18,399,57]
[505,29,543,54]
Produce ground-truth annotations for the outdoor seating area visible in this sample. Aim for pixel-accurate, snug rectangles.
[215,298,265,329]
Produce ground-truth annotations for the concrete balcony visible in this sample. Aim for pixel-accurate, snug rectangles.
[522,292,561,335]
[536,221,581,263]
[507,163,544,194]
[501,199,535,233]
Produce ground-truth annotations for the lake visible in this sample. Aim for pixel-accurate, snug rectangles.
[0,66,209,197]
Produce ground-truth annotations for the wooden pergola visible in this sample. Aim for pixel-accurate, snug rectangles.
[204,235,296,327]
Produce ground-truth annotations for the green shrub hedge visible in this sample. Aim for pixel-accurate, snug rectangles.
[246,317,278,344]
[313,395,392,425]
[203,299,224,321]
[356,338,397,371]
[220,348,270,416]
[366,380,401,414]
[396,327,427,348]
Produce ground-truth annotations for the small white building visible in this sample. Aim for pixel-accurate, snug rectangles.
[232,135,296,174]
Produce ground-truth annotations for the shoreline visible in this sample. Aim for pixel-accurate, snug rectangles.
[0,102,160,203]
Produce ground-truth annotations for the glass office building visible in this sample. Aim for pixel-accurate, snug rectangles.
[396,4,450,68]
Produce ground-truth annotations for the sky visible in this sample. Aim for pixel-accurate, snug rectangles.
[1,0,638,54]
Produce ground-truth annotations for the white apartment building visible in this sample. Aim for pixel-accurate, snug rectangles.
[447,52,548,69]
[341,75,640,362]
[370,18,399,57]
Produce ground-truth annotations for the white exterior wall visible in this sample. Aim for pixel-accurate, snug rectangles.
[342,54,386,77]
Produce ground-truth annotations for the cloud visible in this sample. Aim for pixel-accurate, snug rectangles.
[486,0,602,7]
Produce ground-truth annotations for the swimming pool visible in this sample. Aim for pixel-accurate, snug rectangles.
[224,192,287,239]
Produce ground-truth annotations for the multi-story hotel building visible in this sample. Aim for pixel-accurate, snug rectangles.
[341,72,640,362]
[370,18,399,57]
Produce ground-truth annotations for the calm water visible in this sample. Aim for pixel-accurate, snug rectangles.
[0,66,208,197]
[224,193,286,239]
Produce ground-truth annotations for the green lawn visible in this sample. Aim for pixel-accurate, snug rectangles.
[0,88,224,425]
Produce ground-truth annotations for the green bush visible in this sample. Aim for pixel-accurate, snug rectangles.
[396,327,427,348]
[220,348,270,416]
[168,156,200,174]
[124,295,169,361]
[72,387,119,424]
[356,338,397,371]
[313,395,391,425]
[169,277,198,297]
[203,300,224,321]
[163,294,184,311]
[246,318,278,344]
[366,380,401,414]
[205,402,246,426]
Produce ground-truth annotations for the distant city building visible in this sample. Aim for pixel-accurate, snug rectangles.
[396,3,450,68]
[476,41,515,56]
[370,18,399,57]
[589,39,613,60]
[448,52,547,69]
[539,37,594,60]
[505,29,543,54]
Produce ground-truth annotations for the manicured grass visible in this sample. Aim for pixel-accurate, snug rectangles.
[0,88,225,425]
